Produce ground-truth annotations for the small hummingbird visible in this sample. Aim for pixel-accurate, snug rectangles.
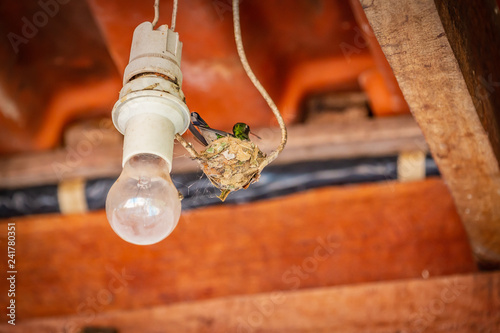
[189,112,232,146]
[189,112,260,146]
[232,122,262,141]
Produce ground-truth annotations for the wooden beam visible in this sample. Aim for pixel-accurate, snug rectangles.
[0,115,427,189]
[360,0,500,266]
[434,0,500,161]
[0,179,475,319]
[6,272,500,332]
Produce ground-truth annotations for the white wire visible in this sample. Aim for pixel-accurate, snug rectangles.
[152,0,160,28]
[171,0,178,31]
[152,0,178,30]
[232,0,287,167]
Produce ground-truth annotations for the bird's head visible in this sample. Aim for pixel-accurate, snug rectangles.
[190,112,200,123]
[232,122,250,140]
[191,112,210,128]
[233,122,262,141]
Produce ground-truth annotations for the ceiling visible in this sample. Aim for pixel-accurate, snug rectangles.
[2,1,497,330]
[0,0,408,154]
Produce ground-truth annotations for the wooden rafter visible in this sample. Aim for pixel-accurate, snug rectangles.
[0,116,426,189]
[0,179,475,319]
[360,0,500,266]
[6,272,499,332]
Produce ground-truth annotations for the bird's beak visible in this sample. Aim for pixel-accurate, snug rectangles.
[250,131,261,139]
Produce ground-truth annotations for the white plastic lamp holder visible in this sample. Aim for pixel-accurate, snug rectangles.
[105,22,190,245]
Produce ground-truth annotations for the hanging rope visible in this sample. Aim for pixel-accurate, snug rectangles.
[175,0,288,200]
[232,0,287,170]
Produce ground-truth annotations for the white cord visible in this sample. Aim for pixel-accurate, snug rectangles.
[152,0,178,31]
[171,0,178,31]
[232,0,287,167]
[152,0,160,28]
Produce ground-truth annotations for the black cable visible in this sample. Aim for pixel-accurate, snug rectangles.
[0,155,439,218]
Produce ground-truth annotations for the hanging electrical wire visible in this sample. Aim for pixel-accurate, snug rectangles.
[171,0,178,31]
[152,0,160,28]
[152,0,178,30]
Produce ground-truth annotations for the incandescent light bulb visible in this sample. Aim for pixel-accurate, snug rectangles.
[105,21,189,245]
[106,154,181,245]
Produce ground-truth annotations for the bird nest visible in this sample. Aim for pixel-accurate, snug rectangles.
[196,136,266,201]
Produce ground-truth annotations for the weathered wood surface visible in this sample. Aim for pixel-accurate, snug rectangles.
[0,178,475,319]
[0,115,426,189]
[360,0,500,266]
[434,0,500,162]
[4,272,499,333]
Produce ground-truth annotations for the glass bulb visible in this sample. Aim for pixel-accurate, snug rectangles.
[105,154,181,245]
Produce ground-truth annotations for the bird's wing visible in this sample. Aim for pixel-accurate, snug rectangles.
[188,122,209,146]
[202,127,234,137]
[192,112,233,136]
